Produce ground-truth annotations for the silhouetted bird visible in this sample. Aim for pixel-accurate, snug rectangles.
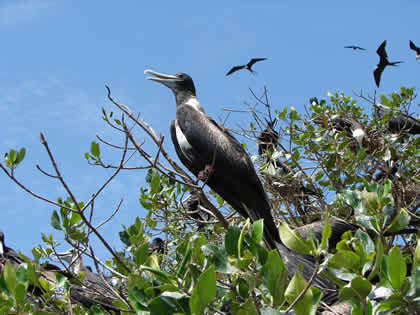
[257,119,279,155]
[226,58,267,76]
[149,238,166,255]
[344,45,366,51]
[373,40,403,87]
[309,97,319,106]
[374,103,420,135]
[409,40,420,59]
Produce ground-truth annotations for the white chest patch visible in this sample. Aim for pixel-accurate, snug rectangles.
[175,120,193,153]
[184,97,204,112]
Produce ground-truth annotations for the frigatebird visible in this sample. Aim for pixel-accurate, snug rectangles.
[409,40,420,59]
[374,40,403,87]
[145,70,338,303]
[344,45,366,51]
[145,69,280,248]
[226,58,267,76]
[149,237,166,254]
[374,103,420,135]
[257,119,278,155]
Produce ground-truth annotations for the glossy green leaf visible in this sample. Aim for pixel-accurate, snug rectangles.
[329,250,360,271]
[134,243,149,266]
[351,276,372,298]
[14,283,26,303]
[16,148,26,164]
[279,223,312,255]
[50,210,62,230]
[284,272,313,315]
[265,250,287,307]
[201,245,230,273]
[385,208,410,233]
[176,242,192,276]
[90,141,100,158]
[3,262,16,293]
[225,227,241,257]
[251,219,263,244]
[388,246,406,290]
[190,265,216,315]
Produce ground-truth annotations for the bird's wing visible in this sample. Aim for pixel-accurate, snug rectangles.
[248,58,267,67]
[344,46,354,49]
[226,65,245,76]
[374,65,384,88]
[358,46,367,50]
[409,40,418,51]
[376,40,387,58]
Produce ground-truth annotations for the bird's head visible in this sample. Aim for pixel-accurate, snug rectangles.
[56,248,85,265]
[145,70,196,97]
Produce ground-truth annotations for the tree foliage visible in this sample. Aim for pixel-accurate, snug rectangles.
[0,86,419,314]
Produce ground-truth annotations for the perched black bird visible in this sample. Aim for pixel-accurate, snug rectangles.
[374,103,420,135]
[373,40,403,87]
[149,237,166,254]
[226,58,267,76]
[145,69,280,249]
[409,40,420,59]
[309,97,319,106]
[344,45,366,51]
[257,119,279,155]
[145,70,339,303]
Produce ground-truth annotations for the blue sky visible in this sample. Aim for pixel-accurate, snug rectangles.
[1,1,419,261]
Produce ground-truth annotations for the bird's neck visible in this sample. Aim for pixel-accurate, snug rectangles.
[176,92,204,112]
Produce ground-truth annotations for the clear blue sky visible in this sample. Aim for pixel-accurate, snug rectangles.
[1,1,419,261]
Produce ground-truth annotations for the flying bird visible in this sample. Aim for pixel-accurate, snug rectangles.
[226,58,267,76]
[374,40,403,87]
[409,40,420,59]
[344,45,366,51]
[145,70,338,303]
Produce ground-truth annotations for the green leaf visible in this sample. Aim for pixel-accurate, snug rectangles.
[90,141,100,158]
[134,243,149,266]
[388,246,406,290]
[279,223,312,255]
[251,219,263,244]
[385,208,410,233]
[3,262,16,293]
[8,149,17,164]
[14,283,26,303]
[190,265,216,315]
[225,227,241,257]
[15,265,29,289]
[50,210,62,230]
[320,213,331,250]
[284,272,314,315]
[88,305,104,315]
[351,276,372,298]
[150,172,161,194]
[16,148,26,164]
[176,242,192,276]
[329,250,360,271]
[201,245,230,273]
[265,250,287,307]
[414,241,420,271]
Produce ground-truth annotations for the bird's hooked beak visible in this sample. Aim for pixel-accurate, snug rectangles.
[144,69,182,90]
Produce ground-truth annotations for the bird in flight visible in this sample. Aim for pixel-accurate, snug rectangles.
[409,40,420,59]
[344,45,366,51]
[373,40,403,88]
[226,58,267,76]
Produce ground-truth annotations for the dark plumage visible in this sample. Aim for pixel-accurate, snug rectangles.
[409,40,420,59]
[257,119,279,155]
[374,103,420,135]
[145,70,339,303]
[149,237,166,254]
[374,40,403,87]
[309,97,319,106]
[344,45,366,51]
[226,58,267,76]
